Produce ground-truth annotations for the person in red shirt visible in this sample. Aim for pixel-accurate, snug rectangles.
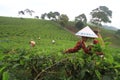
[64,36,91,54]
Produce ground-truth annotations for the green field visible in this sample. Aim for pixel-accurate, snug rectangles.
[0,16,120,80]
[0,16,79,51]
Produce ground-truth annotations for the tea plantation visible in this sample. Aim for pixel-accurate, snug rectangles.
[0,16,120,80]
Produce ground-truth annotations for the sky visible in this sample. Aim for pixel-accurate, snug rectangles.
[0,0,120,29]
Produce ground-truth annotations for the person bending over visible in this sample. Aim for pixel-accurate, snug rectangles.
[64,36,91,54]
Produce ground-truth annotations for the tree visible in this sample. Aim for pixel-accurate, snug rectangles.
[34,16,39,19]
[58,14,69,27]
[18,10,25,18]
[41,13,47,19]
[75,13,87,29]
[75,21,85,29]
[24,9,35,16]
[75,13,87,24]
[41,11,60,21]
[53,12,60,21]
[54,12,60,16]
[47,11,60,21]
[47,11,53,20]
[18,11,25,15]
[90,6,112,26]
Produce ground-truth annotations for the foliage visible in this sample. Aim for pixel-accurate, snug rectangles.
[0,17,120,80]
[75,13,87,24]
[58,14,69,27]
[24,9,35,16]
[18,9,35,17]
[18,11,25,15]
[75,20,85,30]
[41,13,47,20]
[74,13,87,29]
[0,47,120,80]
[90,6,112,26]
[41,11,60,21]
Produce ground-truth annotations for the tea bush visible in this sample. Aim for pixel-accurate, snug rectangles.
[0,47,120,80]
[0,17,120,80]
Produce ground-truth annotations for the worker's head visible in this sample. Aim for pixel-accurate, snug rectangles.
[29,40,36,47]
[81,36,88,42]
[94,30,98,34]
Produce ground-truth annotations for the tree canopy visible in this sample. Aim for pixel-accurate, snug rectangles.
[75,13,87,29]
[58,14,69,27]
[40,11,60,21]
[90,6,112,26]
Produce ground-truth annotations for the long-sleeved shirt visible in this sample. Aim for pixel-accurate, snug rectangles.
[64,40,90,54]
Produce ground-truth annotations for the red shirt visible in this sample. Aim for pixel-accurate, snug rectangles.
[65,40,89,54]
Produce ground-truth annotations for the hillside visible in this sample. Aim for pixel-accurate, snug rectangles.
[0,16,120,80]
[0,16,120,50]
[0,16,79,52]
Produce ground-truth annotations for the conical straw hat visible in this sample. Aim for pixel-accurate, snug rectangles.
[75,26,98,38]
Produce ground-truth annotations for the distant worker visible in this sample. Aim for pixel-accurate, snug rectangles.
[52,40,55,44]
[29,40,36,47]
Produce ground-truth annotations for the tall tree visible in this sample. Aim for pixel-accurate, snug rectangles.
[24,9,35,16]
[18,10,25,18]
[54,12,60,17]
[75,13,87,24]
[47,11,60,21]
[47,11,53,20]
[90,6,112,26]
[41,13,47,19]
[18,11,25,15]
[58,14,69,27]
[53,12,60,21]
[75,13,87,29]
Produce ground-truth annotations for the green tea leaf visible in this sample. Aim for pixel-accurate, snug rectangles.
[3,71,9,80]
[95,70,101,80]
